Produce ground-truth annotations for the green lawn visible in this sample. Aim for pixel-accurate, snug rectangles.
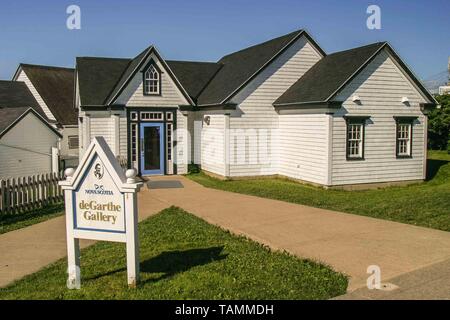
[189,151,450,232]
[0,207,347,300]
[0,203,64,235]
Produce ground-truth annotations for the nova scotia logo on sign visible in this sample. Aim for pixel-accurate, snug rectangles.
[59,137,143,288]
[74,156,125,233]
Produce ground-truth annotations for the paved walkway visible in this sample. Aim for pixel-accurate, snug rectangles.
[145,176,450,294]
[2,175,450,298]
[0,192,169,288]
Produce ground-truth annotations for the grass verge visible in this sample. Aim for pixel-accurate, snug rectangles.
[0,207,348,300]
[0,203,64,235]
[188,151,450,232]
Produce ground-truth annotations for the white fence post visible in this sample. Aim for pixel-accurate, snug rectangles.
[52,147,59,174]
[0,173,64,215]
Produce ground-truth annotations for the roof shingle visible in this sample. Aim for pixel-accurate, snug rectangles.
[274,42,386,105]
[20,64,77,125]
[196,29,306,105]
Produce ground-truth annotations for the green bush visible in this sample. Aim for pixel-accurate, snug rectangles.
[428,95,450,150]
[448,136,450,154]
[188,163,200,174]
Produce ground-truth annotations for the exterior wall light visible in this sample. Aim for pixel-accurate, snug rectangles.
[352,95,361,102]
[401,96,409,104]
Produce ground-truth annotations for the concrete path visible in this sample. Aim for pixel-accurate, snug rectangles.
[144,176,450,294]
[0,192,169,288]
[335,257,450,299]
[2,174,450,299]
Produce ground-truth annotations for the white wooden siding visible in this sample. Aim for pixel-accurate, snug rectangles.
[175,110,188,174]
[228,35,323,177]
[200,114,225,176]
[16,70,56,121]
[119,115,128,158]
[278,114,329,184]
[0,112,59,178]
[331,49,428,185]
[115,53,189,107]
[89,116,115,153]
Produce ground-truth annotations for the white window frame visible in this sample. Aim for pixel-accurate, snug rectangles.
[345,117,368,160]
[166,122,173,174]
[144,64,160,95]
[396,123,412,157]
[130,123,138,167]
[140,112,163,121]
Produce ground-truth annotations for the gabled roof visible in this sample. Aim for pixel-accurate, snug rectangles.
[0,107,62,139]
[166,60,223,101]
[274,42,386,106]
[77,46,196,106]
[0,80,47,118]
[16,64,77,125]
[76,57,130,106]
[197,29,325,106]
[76,29,326,108]
[105,46,152,105]
[274,42,436,106]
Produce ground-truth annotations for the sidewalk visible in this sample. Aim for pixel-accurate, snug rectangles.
[0,193,169,288]
[2,175,450,298]
[144,176,450,293]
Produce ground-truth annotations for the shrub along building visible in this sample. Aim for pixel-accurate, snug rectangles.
[75,29,436,188]
[0,81,62,178]
[13,64,78,167]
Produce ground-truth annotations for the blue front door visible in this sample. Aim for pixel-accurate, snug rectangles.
[140,123,164,175]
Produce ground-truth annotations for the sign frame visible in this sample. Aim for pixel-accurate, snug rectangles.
[59,137,143,288]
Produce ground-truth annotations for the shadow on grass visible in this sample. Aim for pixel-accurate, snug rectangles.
[140,246,227,283]
[426,159,449,180]
[86,246,228,283]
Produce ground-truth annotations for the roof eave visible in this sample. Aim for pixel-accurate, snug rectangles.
[220,30,326,105]
[273,101,343,109]
[180,103,237,112]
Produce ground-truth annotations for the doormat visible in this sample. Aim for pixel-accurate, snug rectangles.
[147,180,184,189]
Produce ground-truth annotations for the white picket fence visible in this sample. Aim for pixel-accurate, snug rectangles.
[0,173,64,214]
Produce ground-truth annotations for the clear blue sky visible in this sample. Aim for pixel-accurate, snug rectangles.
[0,0,449,80]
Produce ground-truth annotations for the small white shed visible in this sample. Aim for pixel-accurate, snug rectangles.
[0,107,62,178]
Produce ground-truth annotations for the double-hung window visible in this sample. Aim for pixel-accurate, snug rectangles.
[345,116,369,160]
[394,117,416,158]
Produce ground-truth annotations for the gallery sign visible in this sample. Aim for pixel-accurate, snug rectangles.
[59,137,143,288]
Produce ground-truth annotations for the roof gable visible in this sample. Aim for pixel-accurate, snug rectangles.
[18,64,77,125]
[274,42,386,106]
[76,29,327,109]
[274,42,436,106]
[0,107,62,139]
[77,47,196,107]
[107,46,195,106]
[197,29,325,106]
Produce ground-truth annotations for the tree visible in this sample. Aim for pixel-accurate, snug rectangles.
[428,94,450,151]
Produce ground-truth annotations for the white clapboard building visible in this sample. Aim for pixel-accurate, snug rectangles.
[0,81,62,178]
[75,29,437,188]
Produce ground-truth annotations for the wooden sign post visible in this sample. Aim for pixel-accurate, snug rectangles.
[59,137,143,288]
